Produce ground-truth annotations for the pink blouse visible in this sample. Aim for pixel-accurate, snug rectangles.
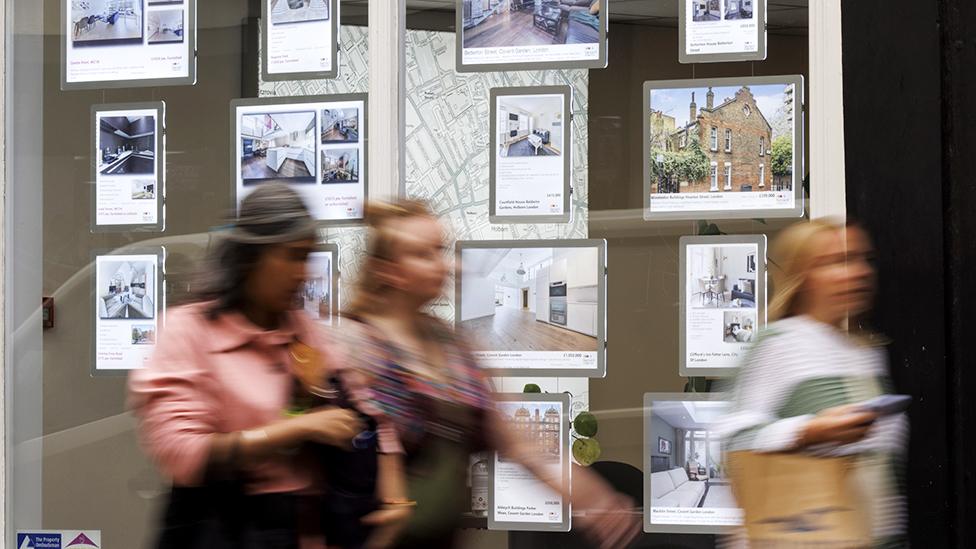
[128,302,370,495]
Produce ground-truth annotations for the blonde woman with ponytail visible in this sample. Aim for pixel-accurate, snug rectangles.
[719,219,907,547]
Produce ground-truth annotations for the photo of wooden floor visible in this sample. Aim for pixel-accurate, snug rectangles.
[242,155,312,180]
[505,138,559,157]
[464,10,561,48]
[71,11,143,46]
[462,307,596,352]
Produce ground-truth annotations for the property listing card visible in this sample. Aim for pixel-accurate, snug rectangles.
[456,240,606,377]
[93,104,164,230]
[644,394,743,533]
[94,252,161,372]
[645,77,802,219]
[681,237,765,375]
[264,0,336,78]
[65,0,195,88]
[234,95,367,223]
[458,0,606,70]
[682,0,764,61]
[491,88,570,222]
[490,398,569,531]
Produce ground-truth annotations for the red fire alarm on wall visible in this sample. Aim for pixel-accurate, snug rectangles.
[42,296,54,329]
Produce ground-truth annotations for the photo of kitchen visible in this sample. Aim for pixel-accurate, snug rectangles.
[462,0,600,49]
[687,244,757,310]
[321,148,359,184]
[147,9,184,44]
[459,246,600,352]
[131,180,155,199]
[269,0,330,25]
[71,0,144,47]
[240,111,316,184]
[97,114,156,176]
[97,259,155,320]
[320,108,359,143]
[497,94,563,157]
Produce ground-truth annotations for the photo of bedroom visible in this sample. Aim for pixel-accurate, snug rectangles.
[97,115,155,176]
[97,259,155,320]
[461,0,600,49]
[269,0,330,25]
[648,399,736,512]
[497,94,563,158]
[320,108,359,143]
[687,244,757,310]
[71,0,144,47]
[723,311,755,343]
[240,112,316,184]
[497,401,562,463]
[321,148,359,183]
[147,9,184,44]
[459,246,599,352]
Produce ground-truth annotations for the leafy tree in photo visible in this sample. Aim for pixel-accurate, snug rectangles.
[650,134,710,191]
[771,136,793,177]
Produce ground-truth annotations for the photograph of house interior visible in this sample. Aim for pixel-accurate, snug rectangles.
[97,260,155,320]
[687,245,757,310]
[459,246,599,352]
[131,180,155,200]
[649,399,735,511]
[98,115,155,176]
[71,0,144,47]
[724,0,753,20]
[321,148,359,183]
[320,108,359,143]
[691,0,721,22]
[147,9,184,44]
[462,0,600,48]
[270,0,330,25]
[498,94,563,157]
[240,112,316,183]
[298,252,332,321]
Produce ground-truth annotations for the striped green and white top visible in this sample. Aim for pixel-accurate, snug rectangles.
[719,315,907,543]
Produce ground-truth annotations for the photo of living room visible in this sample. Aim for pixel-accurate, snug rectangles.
[71,0,144,47]
[321,148,359,184]
[97,115,155,176]
[687,244,757,310]
[131,325,156,345]
[648,399,736,512]
[269,0,330,25]
[459,246,599,352]
[691,0,721,22]
[723,310,755,343]
[321,108,359,143]
[147,9,184,44]
[97,259,155,320]
[497,94,563,157]
[724,0,753,20]
[462,0,600,49]
[240,112,316,184]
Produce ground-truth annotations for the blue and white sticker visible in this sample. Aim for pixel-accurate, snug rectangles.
[17,531,100,549]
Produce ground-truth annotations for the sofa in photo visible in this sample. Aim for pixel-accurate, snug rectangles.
[651,467,708,508]
[462,0,600,49]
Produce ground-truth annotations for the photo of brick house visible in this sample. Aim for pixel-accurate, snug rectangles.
[649,83,794,194]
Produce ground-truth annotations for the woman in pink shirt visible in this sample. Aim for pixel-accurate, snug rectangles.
[129,184,365,549]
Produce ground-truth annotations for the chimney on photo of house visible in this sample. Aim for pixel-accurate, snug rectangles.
[707,87,715,110]
[690,92,697,122]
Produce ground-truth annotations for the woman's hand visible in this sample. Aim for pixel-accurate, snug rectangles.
[293,407,365,448]
[361,506,413,549]
[799,404,879,447]
[575,490,641,549]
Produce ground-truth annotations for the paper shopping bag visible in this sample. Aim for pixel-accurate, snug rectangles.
[726,450,871,547]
